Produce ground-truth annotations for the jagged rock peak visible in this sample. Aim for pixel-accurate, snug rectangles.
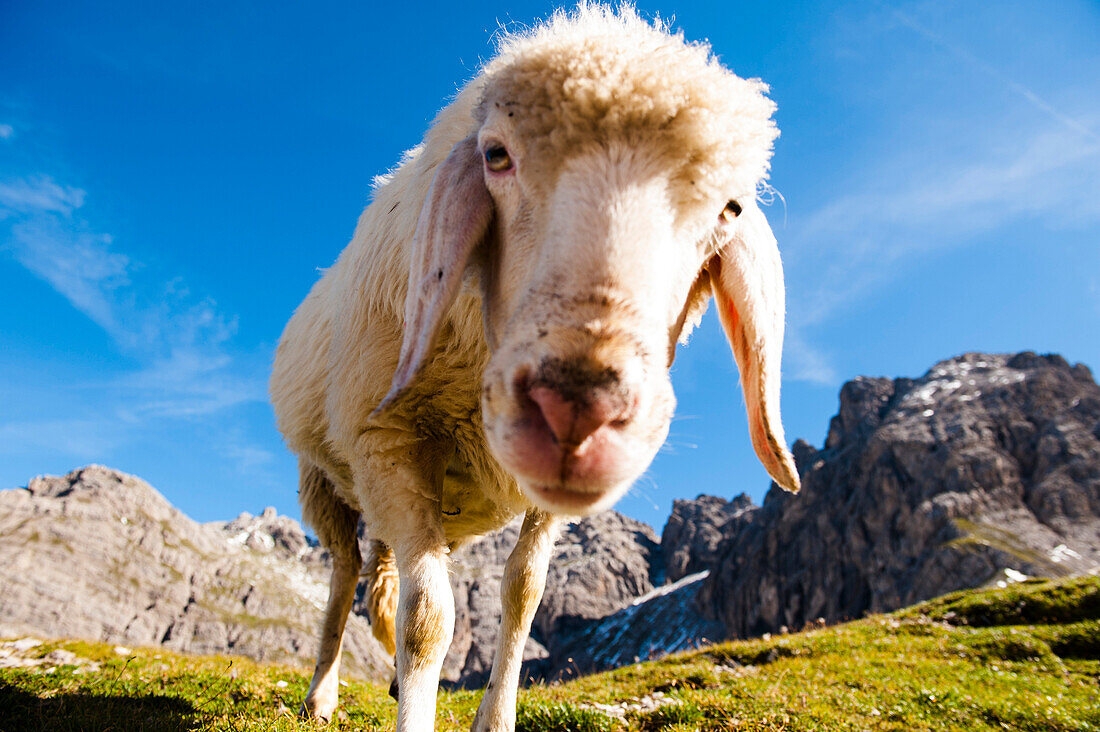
[27,464,165,502]
[661,494,757,583]
[824,352,1095,451]
[208,506,320,560]
[697,351,1100,640]
[0,466,392,680]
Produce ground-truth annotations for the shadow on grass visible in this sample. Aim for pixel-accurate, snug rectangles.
[0,682,202,732]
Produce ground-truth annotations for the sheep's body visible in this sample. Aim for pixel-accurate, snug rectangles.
[273,83,516,532]
[271,7,799,731]
[271,84,539,729]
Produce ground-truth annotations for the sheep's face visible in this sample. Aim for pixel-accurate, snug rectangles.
[378,73,800,519]
[473,112,732,515]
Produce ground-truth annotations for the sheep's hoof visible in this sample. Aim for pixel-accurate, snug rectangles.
[470,706,508,732]
[299,697,336,723]
[388,675,399,701]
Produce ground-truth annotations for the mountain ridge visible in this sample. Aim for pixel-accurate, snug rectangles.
[2,350,1097,683]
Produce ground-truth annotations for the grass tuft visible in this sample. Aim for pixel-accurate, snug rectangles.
[636,701,705,730]
[515,700,619,732]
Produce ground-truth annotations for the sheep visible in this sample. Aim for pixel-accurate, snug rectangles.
[269,5,801,731]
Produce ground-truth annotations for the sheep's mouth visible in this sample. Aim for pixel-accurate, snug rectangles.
[530,483,608,512]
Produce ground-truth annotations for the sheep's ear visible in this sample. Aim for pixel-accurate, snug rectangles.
[707,202,800,493]
[374,135,492,416]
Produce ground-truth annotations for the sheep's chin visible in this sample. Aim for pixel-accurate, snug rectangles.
[520,481,627,517]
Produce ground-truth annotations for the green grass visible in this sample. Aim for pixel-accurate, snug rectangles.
[515,701,619,732]
[2,575,1097,731]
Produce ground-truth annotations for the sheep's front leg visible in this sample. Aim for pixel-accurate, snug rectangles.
[472,509,561,732]
[393,539,455,731]
[356,435,456,731]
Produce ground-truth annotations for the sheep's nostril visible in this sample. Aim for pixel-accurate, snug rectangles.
[528,386,575,446]
[512,367,532,397]
[528,385,632,449]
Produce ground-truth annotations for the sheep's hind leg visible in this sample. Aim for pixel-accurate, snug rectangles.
[298,463,363,721]
[363,539,400,698]
[472,509,561,732]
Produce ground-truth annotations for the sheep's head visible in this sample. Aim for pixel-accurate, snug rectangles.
[376,8,800,515]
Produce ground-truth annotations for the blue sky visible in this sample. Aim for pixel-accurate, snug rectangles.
[2,1,1098,529]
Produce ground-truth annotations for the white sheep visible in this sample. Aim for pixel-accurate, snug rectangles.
[269,6,800,731]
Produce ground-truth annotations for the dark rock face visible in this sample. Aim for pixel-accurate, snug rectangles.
[0,466,393,680]
[534,512,662,641]
[661,494,755,582]
[547,570,725,678]
[696,352,1100,639]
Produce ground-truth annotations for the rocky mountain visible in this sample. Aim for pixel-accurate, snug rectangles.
[3,351,1097,683]
[692,352,1100,637]
[547,569,724,677]
[0,466,393,681]
[0,464,664,686]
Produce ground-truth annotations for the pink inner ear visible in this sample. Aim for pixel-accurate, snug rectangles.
[720,293,779,477]
[718,293,747,368]
[708,211,800,493]
[719,294,741,338]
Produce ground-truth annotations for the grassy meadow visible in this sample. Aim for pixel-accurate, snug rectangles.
[1,575,1097,731]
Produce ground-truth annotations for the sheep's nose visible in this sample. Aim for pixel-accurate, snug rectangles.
[528,385,622,447]
[525,359,637,449]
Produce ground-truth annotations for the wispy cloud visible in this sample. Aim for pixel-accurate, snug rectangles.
[0,418,122,460]
[0,124,14,140]
[0,176,85,216]
[779,5,1100,383]
[7,216,130,335]
[1,173,269,457]
[786,122,1100,327]
[216,435,278,481]
[890,8,1099,144]
[783,120,1100,381]
[784,330,838,385]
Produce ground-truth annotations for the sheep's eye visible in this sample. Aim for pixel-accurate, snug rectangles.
[484,146,513,173]
[721,199,742,222]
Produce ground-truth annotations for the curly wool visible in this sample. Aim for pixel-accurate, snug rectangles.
[356,5,778,326]
[477,4,778,210]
